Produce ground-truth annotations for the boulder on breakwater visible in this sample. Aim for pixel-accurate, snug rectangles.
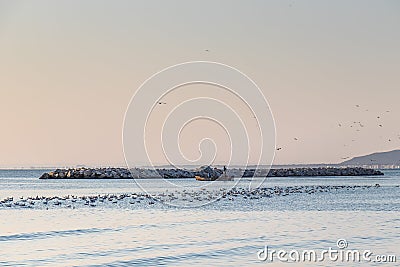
[39,166,383,179]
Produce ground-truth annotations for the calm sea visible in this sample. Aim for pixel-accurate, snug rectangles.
[0,169,399,266]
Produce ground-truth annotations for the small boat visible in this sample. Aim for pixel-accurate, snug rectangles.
[195,174,234,181]
[195,175,209,181]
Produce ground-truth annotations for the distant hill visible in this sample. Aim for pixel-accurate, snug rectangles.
[341,149,400,166]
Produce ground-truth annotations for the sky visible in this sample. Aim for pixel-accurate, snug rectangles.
[0,0,399,168]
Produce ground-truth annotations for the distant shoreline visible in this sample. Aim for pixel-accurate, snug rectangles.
[6,149,400,170]
[2,164,399,171]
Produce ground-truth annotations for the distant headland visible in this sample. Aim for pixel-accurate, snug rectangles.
[340,149,400,167]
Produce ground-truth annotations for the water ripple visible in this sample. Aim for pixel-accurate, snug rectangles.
[0,227,120,241]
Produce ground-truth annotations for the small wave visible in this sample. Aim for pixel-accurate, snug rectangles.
[84,244,258,267]
[0,227,120,241]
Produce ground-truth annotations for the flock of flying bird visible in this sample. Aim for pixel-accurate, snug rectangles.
[275,104,398,161]
[156,94,398,162]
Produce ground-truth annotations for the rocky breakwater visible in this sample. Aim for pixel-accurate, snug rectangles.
[235,167,383,177]
[39,166,383,179]
[266,167,383,177]
[39,168,133,179]
[39,166,223,179]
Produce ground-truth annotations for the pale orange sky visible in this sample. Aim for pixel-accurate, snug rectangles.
[0,1,399,168]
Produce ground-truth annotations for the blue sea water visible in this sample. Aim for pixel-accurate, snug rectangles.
[0,169,399,266]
